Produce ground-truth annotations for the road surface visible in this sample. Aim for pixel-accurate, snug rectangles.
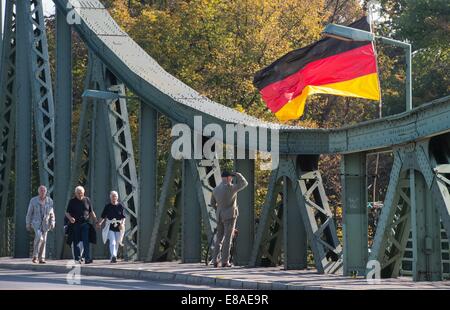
[0,268,229,290]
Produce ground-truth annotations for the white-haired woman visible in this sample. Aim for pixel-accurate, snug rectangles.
[97,191,126,263]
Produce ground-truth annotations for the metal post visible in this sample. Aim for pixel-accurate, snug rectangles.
[283,174,307,270]
[14,0,32,258]
[341,153,368,276]
[233,158,255,266]
[54,7,72,257]
[0,0,3,65]
[182,159,201,263]
[138,103,158,260]
[379,37,412,111]
[410,169,442,281]
[406,43,412,111]
[90,98,111,259]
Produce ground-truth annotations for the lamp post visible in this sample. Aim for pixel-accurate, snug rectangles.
[322,23,412,111]
[82,89,137,100]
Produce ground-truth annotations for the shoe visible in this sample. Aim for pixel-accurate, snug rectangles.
[85,259,93,264]
[110,256,117,263]
[38,260,46,264]
[213,261,219,268]
[222,262,233,267]
[32,257,38,263]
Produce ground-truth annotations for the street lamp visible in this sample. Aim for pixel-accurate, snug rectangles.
[322,23,412,111]
[82,89,137,100]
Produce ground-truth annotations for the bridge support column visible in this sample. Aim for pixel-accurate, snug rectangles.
[0,0,16,257]
[410,169,442,281]
[283,172,307,270]
[55,7,72,258]
[234,158,255,266]
[14,0,32,257]
[182,159,201,263]
[91,97,111,259]
[138,104,158,260]
[341,153,368,276]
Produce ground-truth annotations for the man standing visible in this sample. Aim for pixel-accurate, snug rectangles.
[210,171,248,267]
[26,185,55,264]
[65,186,97,264]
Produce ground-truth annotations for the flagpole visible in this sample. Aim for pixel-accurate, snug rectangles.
[368,7,382,208]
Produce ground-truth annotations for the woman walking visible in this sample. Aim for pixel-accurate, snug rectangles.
[97,191,126,263]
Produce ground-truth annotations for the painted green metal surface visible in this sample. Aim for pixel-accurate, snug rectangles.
[54,7,72,259]
[410,169,442,281]
[147,155,182,262]
[283,175,307,270]
[182,159,201,263]
[341,153,368,276]
[14,0,32,258]
[0,0,16,257]
[138,103,158,260]
[234,158,255,266]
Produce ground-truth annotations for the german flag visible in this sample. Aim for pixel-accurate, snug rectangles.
[253,17,380,121]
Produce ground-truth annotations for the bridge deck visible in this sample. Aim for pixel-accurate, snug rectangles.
[0,258,449,290]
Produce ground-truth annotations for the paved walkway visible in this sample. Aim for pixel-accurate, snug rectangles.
[0,258,449,290]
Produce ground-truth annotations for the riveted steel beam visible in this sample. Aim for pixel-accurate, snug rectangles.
[147,154,182,262]
[369,150,411,277]
[283,174,307,270]
[14,0,32,258]
[410,169,442,281]
[234,158,255,266]
[29,0,57,258]
[249,169,283,267]
[289,155,343,274]
[0,0,16,257]
[54,6,73,260]
[182,158,201,263]
[341,153,368,276]
[250,155,342,273]
[138,103,158,260]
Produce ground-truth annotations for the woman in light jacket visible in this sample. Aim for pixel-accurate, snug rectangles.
[25,185,55,263]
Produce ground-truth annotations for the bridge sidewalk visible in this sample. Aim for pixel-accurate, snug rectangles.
[0,258,449,290]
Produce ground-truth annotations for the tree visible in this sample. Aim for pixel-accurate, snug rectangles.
[379,0,450,104]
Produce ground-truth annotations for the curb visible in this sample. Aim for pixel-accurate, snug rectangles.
[0,262,318,290]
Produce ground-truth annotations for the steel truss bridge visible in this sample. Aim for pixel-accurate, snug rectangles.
[1,0,449,282]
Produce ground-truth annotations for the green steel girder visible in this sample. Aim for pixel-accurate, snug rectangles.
[0,0,16,257]
[147,155,182,262]
[29,0,57,257]
[250,155,342,273]
[249,169,283,267]
[410,169,442,281]
[186,156,221,259]
[369,139,450,280]
[138,103,158,260]
[54,6,73,260]
[68,55,95,196]
[234,158,255,266]
[182,159,201,262]
[368,150,411,278]
[29,0,56,198]
[341,153,368,276]
[14,0,33,258]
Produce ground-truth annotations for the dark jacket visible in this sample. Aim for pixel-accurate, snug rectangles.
[66,222,97,245]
